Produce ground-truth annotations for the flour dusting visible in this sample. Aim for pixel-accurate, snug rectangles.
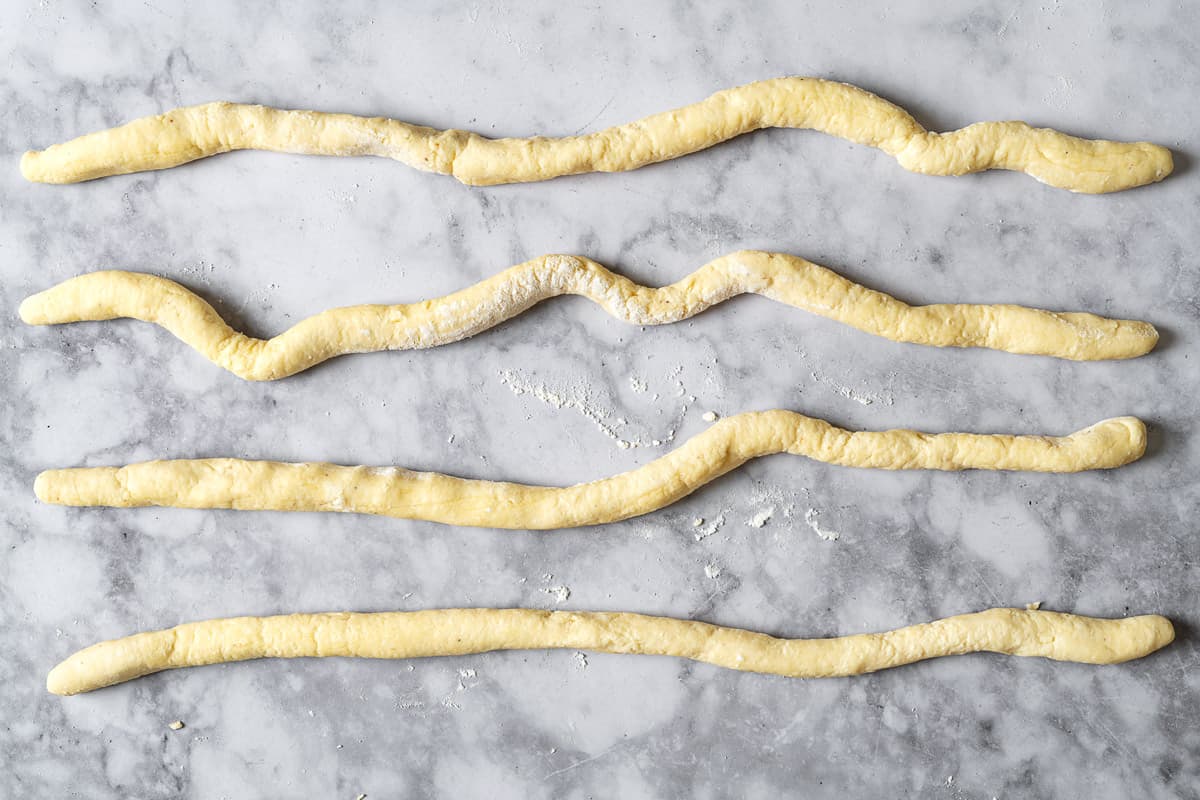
[804,507,840,541]
[694,513,726,541]
[809,369,893,407]
[539,572,571,604]
[746,507,774,528]
[456,668,478,690]
[498,367,692,449]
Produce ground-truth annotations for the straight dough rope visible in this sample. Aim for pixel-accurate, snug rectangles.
[20,77,1171,193]
[46,607,1175,695]
[19,252,1159,380]
[35,411,1146,529]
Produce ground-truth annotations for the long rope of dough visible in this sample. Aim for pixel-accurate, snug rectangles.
[35,412,1146,529]
[46,607,1174,695]
[20,77,1171,193]
[19,252,1159,380]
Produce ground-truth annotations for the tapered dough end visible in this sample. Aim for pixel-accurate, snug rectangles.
[1118,415,1148,460]
[1055,316,1158,360]
[47,630,176,695]
[1132,615,1176,659]
[33,470,53,503]
[20,148,93,184]
[1098,320,1158,359]
[47,657,86,695]
[1137,143,1174,186]
[18,291,53,324]
[19,150,54,183]
[1085,613,1175,663]
[20,107,212,184]
[1038,611,1174,663]
[1105,142,1174,193]
[1031,139,1173,194]
[997,609,1174,663]
[1089,416,1147,467]
[20,272,136,325]
[34,468,124,506]
[1097,141,1172,193]
[18,276,107,325]
[22,146,111,184]
[1129,321,1161,357]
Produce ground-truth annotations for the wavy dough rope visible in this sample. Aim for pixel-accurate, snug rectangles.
[20,77,1171,192]
[35,411,1146,529]
[47,607,1174,695]
[19,252,1159,380]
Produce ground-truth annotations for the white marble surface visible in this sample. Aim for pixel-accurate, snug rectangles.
[2,1,1198,796]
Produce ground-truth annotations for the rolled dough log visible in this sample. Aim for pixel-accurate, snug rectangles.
[46,607,1175,695]
[34,412,1146,529]
[21,78,1171,192]
[19,252,1158,380]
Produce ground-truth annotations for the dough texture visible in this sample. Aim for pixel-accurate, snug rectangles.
[20,252,1158,380]
[35,412,1146,529]
[20,78,1171,193]
[46,607,1174,695]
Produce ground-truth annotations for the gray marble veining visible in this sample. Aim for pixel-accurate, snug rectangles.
[1,1,1197,797]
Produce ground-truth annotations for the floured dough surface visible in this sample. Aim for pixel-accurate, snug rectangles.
[20,78,1172,192]
[46,607,1175,695]
[19,251,1159,380]
[34,412,1146,529]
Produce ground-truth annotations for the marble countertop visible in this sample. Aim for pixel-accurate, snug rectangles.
[2,1,1197,797]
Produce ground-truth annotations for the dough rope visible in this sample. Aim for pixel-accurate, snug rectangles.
[46,607,1174,695]
[21,77,1171,193]
[35,412,1146,529]
[19,252,1158,380]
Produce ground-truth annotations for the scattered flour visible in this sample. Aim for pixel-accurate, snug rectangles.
[746,484,806,521]
[539,573,571,603]
[456,668,477,690]
[808,369,893,407]
[1042,74,1075,111]
[804,507,841,541]
[747,507,774,528]
[704,563,722,579]
[179,259,218,285]
[702,410,719,422]
[575,652,588,669]
[498,368,686,449]
[694,513,726,541]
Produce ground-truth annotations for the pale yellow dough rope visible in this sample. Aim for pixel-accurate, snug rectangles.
[19,252,1158,380]
[35,412,1146,529]
[20,78,1171,193]
[46,608,1174,695]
